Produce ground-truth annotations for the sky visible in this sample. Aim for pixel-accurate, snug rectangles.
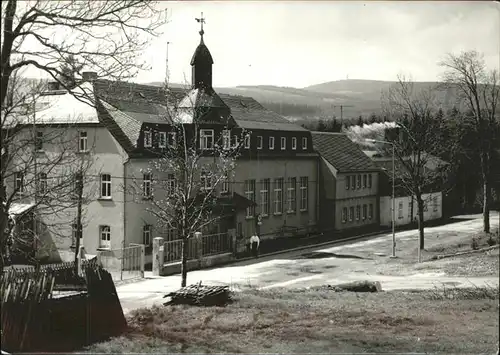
[136,1,500,88]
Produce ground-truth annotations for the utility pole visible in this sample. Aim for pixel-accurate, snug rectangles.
[74,170,83,274]
[333,105,354,121]
[32,93,39,269]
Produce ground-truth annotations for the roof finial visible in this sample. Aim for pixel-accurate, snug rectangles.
[195,12,206,42]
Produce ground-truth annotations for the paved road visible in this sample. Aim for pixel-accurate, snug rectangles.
[117,213,499,314]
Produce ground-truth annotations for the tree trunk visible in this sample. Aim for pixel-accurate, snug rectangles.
[73,173,84,274]
[482,175,491,234]
[416,195,425,250]
[181,235,189,287]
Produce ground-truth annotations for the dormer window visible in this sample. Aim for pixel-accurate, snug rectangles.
[244,134,251,149]
[291,137,297,150]
[159,132,167,148]
[200,129,214,150]
[222,129,231,150]
[281,137,286,150]
[168,132,176,147]
[302,137,308,150]
[257,136,263,150]
[144,131,152,148]
[269,137,275,150]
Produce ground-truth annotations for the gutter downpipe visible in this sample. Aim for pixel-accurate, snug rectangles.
[123,156,130,250]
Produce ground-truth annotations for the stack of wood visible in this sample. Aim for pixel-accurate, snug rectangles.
[163,282,233,307]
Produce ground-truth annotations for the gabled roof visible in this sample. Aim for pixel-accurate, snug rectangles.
[312,132,379,172]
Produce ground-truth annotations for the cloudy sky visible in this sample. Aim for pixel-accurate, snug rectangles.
[137,1,499,88]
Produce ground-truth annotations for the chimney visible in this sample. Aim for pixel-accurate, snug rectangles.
[82,71,98,82]
[47,81,60,91]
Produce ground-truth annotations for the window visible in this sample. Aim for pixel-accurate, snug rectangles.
[349,207,354,222]
[159,132,167,148]
[79,131,88,152]
[356,205,361,221]
[244,134,251,149]
[99,225,111,248]
[299,176,308,211]
[100,174,111,198]
[302,137,308,150]
[286,177,296,213]
[363,204,367,220]
[280,137,286,150]
[221,173,230,194]
[257,136,263,150]
[168,132,176,147]
[433,196,438,212]
[273,178,283,214]
[291,137,297,150]
[73,172,83,199]
[15,172,24,194]
[369,204,373,220]
[143,173,152,198]
[200,129,214,150]
[245,179,256,217]
[167,174,176,194]
[35,131,43,151]
[269,137,275,150]
[231,134,239,148]
[342,207,347,223]
[72,222,83,246]
[38,173,47,195]
[260,178,270,216]
[200,170,212,190]
[143,225,152,246]
[351,175,356,190]
[345,176,350,190]
[368,174,372,188]
[363,174,367,188]
[398,201,404,219]
[222,130,231,150]
[357,175,361,189]
[144,130,152,148]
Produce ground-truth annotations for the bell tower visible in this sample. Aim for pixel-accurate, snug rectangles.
[191,12,214,90]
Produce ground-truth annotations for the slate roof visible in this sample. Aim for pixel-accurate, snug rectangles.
[312,132,379,172]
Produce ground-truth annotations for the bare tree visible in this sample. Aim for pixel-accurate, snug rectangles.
[440,51,500,233]
[380,75,446,252]
[1,0,167,266]
[129,83,245,287]
[58,55,84,89]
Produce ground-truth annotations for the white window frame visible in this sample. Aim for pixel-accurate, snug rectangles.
[144,130,152,148]
[349,207,354,222]
[257,136,263,150]
[35,131,43,151]
[99,225,111,248]
[363,174,367,188]
[38,172,47,194]
[302,137,308,150]
[222,129,231,150]
[79,131,88,152]
[221,173,230,194]
[273,178,283,214]
[158,132,167,148]
[280,137,286,150]
[356,205,361,221]
[291,137,297,150]
[299,176,308,212]
[200,170,213,191]
[369,204,373,220]
[260,178,270,216]
[15,172,24,194]
[244,134,251,149]
[342,207,347,223]
[398,201,404,219]
[363,204,367,220]
[286,177,296,213]
[351,176,356,190]
[168,132,176,148]
[167,173,176,195]
[357,175,361,189]
[100,174,112,199]
[143,225,152,246]
[231,135,239,149]
[245,179,256,218]
[345,176,350,190]
[143,173,152,198]
[269,137,275,150]
[200,129,214,150]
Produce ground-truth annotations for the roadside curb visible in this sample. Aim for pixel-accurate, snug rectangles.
[431,244,499,260]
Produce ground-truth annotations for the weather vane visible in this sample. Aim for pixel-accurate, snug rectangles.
[195,12,206,37]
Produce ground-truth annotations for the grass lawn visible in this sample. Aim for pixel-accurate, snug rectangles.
[86,287,499,354]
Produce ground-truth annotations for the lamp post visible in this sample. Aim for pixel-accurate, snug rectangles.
[366,139,396,258]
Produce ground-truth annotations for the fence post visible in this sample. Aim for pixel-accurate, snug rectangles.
[152,237,164,276]
[140,245,145,278]
[77,245,85,276]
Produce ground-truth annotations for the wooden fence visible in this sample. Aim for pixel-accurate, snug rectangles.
[1,261,127,353]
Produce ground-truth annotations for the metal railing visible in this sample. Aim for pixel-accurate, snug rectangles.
[201,232,232,256]
[97,244,145,281]
[163,232,232,263]
[163,238,196,263]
